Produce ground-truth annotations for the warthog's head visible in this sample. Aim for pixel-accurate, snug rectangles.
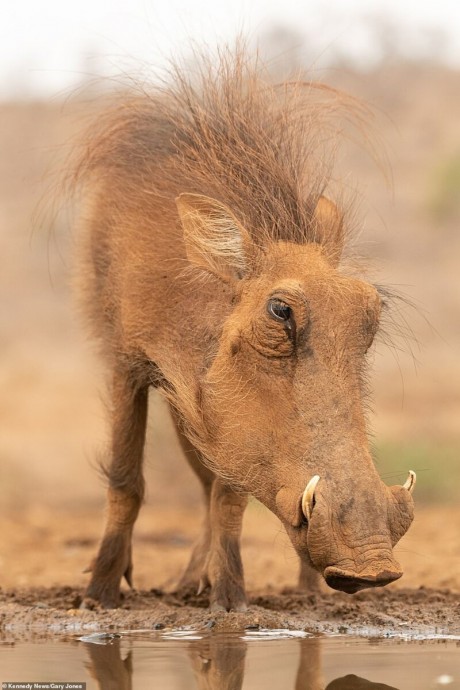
[177,193,415,594]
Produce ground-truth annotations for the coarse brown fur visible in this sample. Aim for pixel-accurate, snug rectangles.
[67,44,415,610]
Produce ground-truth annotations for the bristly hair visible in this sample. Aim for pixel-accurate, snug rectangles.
[68,41,372,253]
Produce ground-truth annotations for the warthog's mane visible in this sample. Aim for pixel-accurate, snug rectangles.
[67,43,373,256]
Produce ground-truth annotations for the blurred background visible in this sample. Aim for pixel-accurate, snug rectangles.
[1,0,459,589]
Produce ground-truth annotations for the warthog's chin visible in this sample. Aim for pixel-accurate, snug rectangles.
[323,565,403,594]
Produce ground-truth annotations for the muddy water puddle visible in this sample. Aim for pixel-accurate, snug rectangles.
[1,629,460,689]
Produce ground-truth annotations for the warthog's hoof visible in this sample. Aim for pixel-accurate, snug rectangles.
[200,572,248,612]
[210,599,248,613]
[82,580,124,609]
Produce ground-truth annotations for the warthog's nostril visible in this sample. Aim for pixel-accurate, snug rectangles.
[324,566,403,594]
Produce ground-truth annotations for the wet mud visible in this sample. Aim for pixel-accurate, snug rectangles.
[1,585,459,641]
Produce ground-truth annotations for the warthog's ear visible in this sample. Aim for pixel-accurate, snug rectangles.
[176,193,254,282]
[312,196,344,267]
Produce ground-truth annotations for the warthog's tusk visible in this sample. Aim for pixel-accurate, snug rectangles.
[403,470,416,493]
[301,475,320,521]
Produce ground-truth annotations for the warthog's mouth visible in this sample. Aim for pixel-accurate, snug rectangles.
[324,566,403,594]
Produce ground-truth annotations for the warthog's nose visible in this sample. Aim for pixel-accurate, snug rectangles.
[324,566,403,594]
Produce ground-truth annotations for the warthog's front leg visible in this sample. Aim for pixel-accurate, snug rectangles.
[84,367,148,608]
[177,474,248,612]
[173,411,248,611]
[201,479,248,612]
[172,414,213,594]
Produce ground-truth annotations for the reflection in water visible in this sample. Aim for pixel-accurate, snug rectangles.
[85,639,132,690]
[82,633,401,690]
[189,636,246,690]
[296,637,323,690]
[326,677,398,690]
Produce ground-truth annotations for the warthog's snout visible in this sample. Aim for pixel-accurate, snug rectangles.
[324,565,403,594]
[280,470,416,594]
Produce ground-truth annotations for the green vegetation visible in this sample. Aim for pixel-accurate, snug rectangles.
[374,440,460,504]
[429,155,460,222]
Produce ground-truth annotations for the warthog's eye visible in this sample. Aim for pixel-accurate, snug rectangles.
[267,298,296,341]
[267,299,291,322]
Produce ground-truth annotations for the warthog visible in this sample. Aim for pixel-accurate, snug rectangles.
[69,47,415,610]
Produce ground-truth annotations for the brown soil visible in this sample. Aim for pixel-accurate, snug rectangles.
[1,503,459,639]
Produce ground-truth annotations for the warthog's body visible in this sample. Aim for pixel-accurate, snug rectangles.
[71,48,415,610]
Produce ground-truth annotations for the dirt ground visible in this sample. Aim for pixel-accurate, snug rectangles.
[1,501,459,638]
